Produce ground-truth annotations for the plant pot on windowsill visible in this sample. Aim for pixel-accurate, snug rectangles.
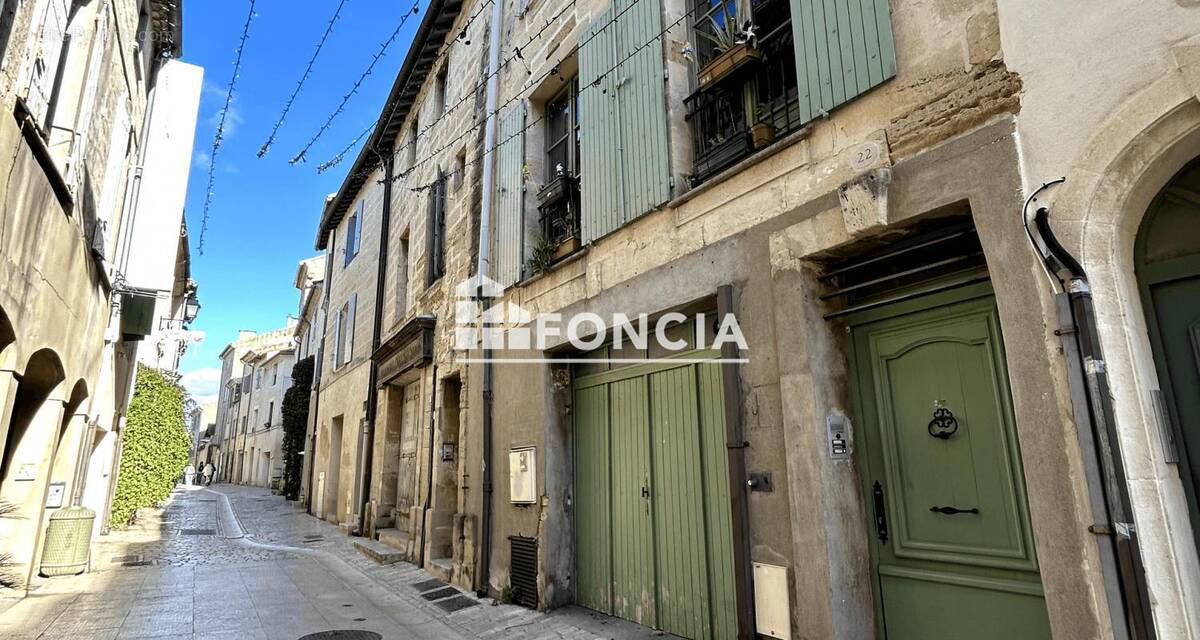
[697,43,762,90]
[537,175,577,204]
[750,121,776,149]
[552,236,581,261]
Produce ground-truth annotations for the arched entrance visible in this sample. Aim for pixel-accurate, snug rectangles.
[1136,158,1200,554]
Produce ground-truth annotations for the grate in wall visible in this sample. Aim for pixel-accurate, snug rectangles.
[509,535,538,609]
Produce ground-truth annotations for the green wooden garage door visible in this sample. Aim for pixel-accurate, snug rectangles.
[575,354,737,640]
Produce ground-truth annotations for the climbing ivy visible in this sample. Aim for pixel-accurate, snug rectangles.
[280,356,314,501]
[110,365,192,527]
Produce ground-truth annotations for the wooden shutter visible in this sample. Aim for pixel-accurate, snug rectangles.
[344,209,356,267]
[579,0,670,244]
[21,0,71,127]
[332,309,342,368]
[354,199,365,256]
[788,0,897,123]
[347,293,357,362]
[495,103,525,286]
[70,6,110,194]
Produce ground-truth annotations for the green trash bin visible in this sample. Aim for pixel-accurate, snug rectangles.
[40,506,95,577]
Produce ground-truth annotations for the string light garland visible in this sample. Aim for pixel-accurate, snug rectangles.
[289,2,423,165]
[314,0,497,173]
[257,0,352,158]
[197,0,258,256]
[326,0,586,181]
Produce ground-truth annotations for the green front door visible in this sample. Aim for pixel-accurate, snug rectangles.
[849,285,1051,639]
[1137,170,1200,552]
[574,354,738,640]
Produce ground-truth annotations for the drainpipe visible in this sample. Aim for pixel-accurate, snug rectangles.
[357,152,395,536]
[475,0,504,598]
[419,363,439,567]
[1025,186,1158,640]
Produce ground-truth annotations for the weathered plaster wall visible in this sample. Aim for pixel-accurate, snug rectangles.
[998,1,1200,635]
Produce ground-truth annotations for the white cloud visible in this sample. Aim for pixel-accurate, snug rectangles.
[193,150,210,168]
[180,367,221,406]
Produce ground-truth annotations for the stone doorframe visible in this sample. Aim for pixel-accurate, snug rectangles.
[1039,37,1200,638]
[768,117,1114,639]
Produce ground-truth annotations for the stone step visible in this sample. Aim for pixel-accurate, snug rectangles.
[429,557,453,582]
[376,527,412,553]
[353,538,405,565]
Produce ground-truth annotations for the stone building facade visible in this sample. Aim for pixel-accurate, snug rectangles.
[237,346,295,489]
[307,0,1200,638]
[0,0,201,592]
[213,323,296,484]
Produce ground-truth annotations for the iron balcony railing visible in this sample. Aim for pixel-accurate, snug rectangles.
[686,3,802,186]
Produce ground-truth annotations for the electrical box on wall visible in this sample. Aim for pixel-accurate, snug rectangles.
[753,562,792,640]
[509,447,537,504]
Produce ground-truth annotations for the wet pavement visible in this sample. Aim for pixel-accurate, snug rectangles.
[0,485,671,640]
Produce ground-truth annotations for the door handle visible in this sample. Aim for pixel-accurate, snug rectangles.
[872,481,889,544]
[929,506,979,515]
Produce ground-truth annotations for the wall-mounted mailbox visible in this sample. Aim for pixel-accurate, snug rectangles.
[441,442,457,462]
[509,447,537,504]
[827,414,851,459]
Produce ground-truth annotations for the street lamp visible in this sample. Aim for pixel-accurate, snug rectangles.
[183,295,201,324]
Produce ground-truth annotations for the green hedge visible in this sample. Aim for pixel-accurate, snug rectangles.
[110,365,192,527]
[280,356,314,501]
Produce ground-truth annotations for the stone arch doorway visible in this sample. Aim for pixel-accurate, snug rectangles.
[1135,158,1200,554]
[1,348,67,482]
[0,348,67,585]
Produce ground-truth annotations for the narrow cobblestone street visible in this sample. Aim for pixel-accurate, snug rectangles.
[0,486,667,640]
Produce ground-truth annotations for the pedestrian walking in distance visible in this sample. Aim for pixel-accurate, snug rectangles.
[204,462,215,486]
[184,463,195,486]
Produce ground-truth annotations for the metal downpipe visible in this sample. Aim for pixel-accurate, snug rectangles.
[475,0,504,598]
[1029,203,1158,640]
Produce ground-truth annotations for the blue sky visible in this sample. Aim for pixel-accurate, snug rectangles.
[178,1,425,403]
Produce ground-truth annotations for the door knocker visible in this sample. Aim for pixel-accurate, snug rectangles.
[928,403,959,440]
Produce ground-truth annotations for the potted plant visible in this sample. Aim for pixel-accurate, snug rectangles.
[750,102,776,149]
[695,5,760,89]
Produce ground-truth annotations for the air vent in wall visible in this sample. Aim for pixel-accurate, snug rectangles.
[509,535,538,609]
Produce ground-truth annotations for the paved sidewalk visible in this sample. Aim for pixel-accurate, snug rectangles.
[0,485,672,640]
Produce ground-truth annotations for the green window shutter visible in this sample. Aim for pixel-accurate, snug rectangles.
[579,0,670,244]
[789,0,897,123]
[580,4,619,244]
[495,104,526,286]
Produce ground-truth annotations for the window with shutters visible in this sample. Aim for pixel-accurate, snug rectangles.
[426,171,447,285]
[408,117,420,168]
[686,0,895,184]
[344,200,363,266]
[18,0,71,132]
[434,66,448,117]
[537,78,581,250]
[397,230,410,315]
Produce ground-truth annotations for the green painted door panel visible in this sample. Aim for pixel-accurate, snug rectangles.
[879,570,1054,640]
[697,362,738,640]
[650,365,713,640]
[1148,275,1200,525]
[610,376,656,625]
[787,0,897,123]
[851,294,1050,639]
[574,384,612,613]
[574,355,737,640]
